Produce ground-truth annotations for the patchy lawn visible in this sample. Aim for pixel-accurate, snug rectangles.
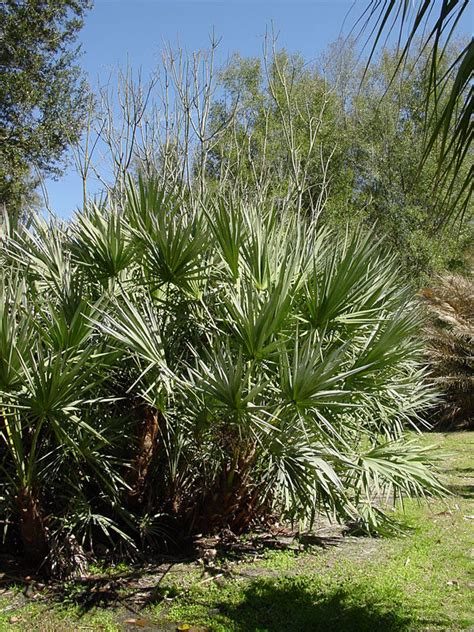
[1,432,472,631]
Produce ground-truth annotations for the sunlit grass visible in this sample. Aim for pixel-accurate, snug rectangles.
[0,432,472,631]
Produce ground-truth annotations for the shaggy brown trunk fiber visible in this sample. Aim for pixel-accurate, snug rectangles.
[421,274,474,429]
[126,405,161,509]
[187,444,266,535]
[18,486,49,565]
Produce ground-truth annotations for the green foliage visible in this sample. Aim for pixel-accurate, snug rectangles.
[205,41,472,281]
[0,0,92,216]
[360,0,473,225]
[339,42,472,281]
[0,178,444,574]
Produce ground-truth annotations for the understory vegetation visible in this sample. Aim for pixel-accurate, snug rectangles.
[0,177,445,574]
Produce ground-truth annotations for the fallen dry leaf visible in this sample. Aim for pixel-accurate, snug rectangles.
[124,618,149,627]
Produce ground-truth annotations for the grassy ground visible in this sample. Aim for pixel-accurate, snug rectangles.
[0,432,472,631]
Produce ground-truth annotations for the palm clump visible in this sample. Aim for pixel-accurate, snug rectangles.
[0,179,443,574]
[421,274,474,428]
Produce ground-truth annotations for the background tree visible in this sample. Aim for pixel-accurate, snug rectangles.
[206,48,351,219]
[357,0,473,225]
[0,0,92,218]
[70,34,471,281]
[204,39,471,280]
[331,40,472,280]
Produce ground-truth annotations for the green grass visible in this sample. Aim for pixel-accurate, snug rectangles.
[0,432,472,631]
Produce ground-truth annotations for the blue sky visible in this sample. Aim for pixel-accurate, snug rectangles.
[45,0,473,217]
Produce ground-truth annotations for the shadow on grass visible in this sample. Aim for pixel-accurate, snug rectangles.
[216,576,417,632]
[448,483,474,499]
[0,529,348,614]
[448,466,474,474]
[45,564,182,614]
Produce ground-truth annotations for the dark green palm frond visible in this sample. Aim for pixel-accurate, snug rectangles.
[303,231,403,331]
[222,272,294,360]
[354,439,447,502]
[278,335,356,413]
[0,271,33,391]
[96,295,164,365]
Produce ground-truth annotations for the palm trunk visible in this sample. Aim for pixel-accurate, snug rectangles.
[187,442,263,535]
[18,486,48,565]
[126,405,160,509]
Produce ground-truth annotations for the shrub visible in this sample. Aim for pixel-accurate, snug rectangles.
[0,179,444,573]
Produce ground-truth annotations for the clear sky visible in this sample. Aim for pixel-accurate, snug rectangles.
[44,0,473,217]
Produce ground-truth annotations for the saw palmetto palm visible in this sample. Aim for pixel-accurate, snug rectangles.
[0,178,444,571]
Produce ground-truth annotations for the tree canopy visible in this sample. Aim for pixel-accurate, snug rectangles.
[0,0,92,215]
[203,41,471,279]
[358,0,473,225]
